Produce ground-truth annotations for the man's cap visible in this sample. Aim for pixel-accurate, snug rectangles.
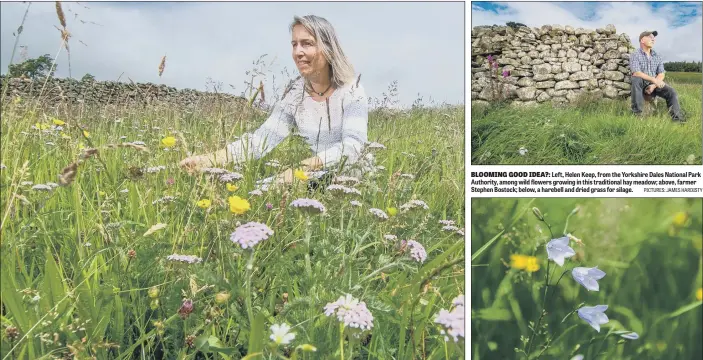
[639,30,658,41]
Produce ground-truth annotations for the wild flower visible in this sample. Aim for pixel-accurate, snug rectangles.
[32,184,53,191]
[152,196,176,205]
[178,299,194,319]
[270,323,296,346]
[546,236,576,266]
[52,118,65,126]
[196,199,211,209]
[619,331,639,340]
[266,203,273,210]
[219,172,243,183]
[439,219,455,226]
[324,294,374,331]
[386,207,398,216]
[366,142,386,150]
[202,167,229,175]
[400,199,429,212]
[226,183,238,192]
[577,305,609,332]
[167,254,202,264]
[405,240,427,263]
[519,147,528,156]
[350,200,362,207]
[672,211,688,227]
[249,189,263,196]
[161,136,176,147]
[400,173,415,180]
[327,184,362,196]
[290,198,326,214]
[442,225,459,232]
[230,221,274,249]
[265,160,281,168]
[696,288,702,301]
[435,294,464,342]
[145,165,166,173]
[369,208,388,221]
[383,234,397,241]
[571,267,606,291]
[333,176,360,185]
[215,292,231,304]
[510,254,539,272]
[228,196,250,214]
[0,164,6,170]
[294,169,308,181]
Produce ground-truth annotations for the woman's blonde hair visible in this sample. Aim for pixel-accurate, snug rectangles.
[290,15,355,88]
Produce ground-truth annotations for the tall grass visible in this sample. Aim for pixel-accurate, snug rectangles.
[0,80,465,359]
[471,198,702,360]
[471,74,702,165]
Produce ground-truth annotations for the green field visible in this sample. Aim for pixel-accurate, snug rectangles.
[0,94,465,359]
[471,198,702,360]
[471,72,703,165]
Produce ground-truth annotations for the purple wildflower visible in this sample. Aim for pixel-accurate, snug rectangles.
[369,208,389,221]
[435,294,464,342]
[502,70,510,78]
[324,294,374,331]
[219,171,243,183]
[487,55,493,62]
[442,225,459,232]
[405,240,427,263]
[439,219,455,226]
[266,202,273,210]
[327,184,362,196]
[178,298,194,319]
[290,198,326,214]
[400,199,429,212]
[166,254,202,264]
[230,221,274,249]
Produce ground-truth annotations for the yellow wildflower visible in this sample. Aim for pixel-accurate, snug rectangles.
[35,123,50,130]
[52,118,65,126]
[697,288,702,301]
[226,183,239,192]
[386,207,398,216]
[82,130,90,138]
[215,292,231,304]
[98,191,106,197]
[228,196,250,215]
[510,254,528,270]
[197,199,211,209]
[294,169,308,181]
[672,212,688,227]
[60,132,71,140]
[525,257,540,272]
[161,136,176,147]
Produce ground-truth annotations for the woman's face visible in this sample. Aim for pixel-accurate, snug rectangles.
[291,24,328,78]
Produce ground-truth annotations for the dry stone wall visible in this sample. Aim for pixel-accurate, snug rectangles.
[471,24,637,107]
[0,75,248,108]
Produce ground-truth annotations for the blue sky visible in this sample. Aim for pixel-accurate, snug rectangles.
[472,1,702,62]
[0,1,465,108]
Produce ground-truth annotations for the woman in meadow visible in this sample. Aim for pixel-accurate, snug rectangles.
[179,15,371,186]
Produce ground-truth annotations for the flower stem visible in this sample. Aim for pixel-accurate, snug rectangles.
[526,253,550,357]
[245,250,255,325]
[339,322,345,360]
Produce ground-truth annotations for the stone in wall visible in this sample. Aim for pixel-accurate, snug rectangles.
[471,23,637,106]
[0,75,251,109]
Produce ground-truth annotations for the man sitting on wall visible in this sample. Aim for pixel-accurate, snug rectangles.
[629,30,685,122]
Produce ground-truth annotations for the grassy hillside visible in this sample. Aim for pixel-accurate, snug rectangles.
[0,96,465,359]
[471,73,702,165]
[471,198,702,360]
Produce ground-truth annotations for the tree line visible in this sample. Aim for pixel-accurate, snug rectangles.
[663,61,702,73]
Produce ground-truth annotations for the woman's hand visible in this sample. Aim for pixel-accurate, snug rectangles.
[179,149,228,174]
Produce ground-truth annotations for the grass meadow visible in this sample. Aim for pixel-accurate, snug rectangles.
[0,84,465,359]
[471,71,703,165]
[471,198,703,360]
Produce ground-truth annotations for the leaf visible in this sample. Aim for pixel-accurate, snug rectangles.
[653,301,702,329]
[612,306,644,335]
[476,307,513,321]
[471,230,504,262]
[247,312,266,358]
[143,223,167,237]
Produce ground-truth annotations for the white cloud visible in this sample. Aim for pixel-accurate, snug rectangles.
[1,2,465,107]
[471,2,702,62]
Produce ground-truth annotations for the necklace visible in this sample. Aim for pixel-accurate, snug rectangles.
[306,81,332,97]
